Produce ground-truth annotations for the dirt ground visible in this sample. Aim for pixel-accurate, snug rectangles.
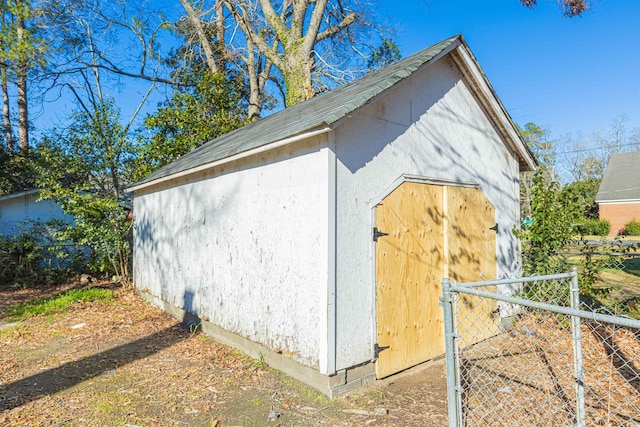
[0,282,448,426]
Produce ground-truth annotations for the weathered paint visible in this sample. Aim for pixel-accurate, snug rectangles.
[133,135,329,368]
[332,55,521,370]
[0,190,69,234]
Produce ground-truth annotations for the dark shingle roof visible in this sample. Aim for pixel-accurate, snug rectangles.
[131,35,461,189]
[596,151,640,202]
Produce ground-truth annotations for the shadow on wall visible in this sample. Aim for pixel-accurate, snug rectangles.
[133,176,242,319]
[133,180,208,310]
[133,136,325,324]
[337,72,521,278]
[408,102,521,278]
[132,135,326,310]
[336,64,457,175]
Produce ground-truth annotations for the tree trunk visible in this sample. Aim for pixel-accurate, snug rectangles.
[1,1,13,154]
[215,0,225,56]
[16,6,28,152]
[283,55,314,107]
[227,0,354,108]
[246,41,262,119]
[1,67,12,154]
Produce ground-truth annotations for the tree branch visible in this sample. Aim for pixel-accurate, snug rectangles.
[123,83,156,138]
[258,0,288,43]
[315,12,356,42]
[224,0,284,70]
[179,0,220,74]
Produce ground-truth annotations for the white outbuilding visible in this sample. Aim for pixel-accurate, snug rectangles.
[128,35,536,397]
[0,189,69,235]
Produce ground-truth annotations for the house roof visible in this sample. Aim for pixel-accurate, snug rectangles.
[129,34,535,192]
[0,189,41,203]
[595,151,640,203]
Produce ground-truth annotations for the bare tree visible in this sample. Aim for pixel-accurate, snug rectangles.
[174,0,272,119]
[40,0,188,102]
[179,0,221,74]
[224,0,358,107]
[561,116,640,182]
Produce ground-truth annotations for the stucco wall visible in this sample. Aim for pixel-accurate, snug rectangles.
[133,136,330,369]
[599,201,640,235]
[333,55,521,370]
[0,191,68,235]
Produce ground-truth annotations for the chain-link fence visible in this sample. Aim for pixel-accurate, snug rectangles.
[560,239,640,316]
[441,269,640,427]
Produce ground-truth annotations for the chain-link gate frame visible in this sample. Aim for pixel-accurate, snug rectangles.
[441,268,640,427]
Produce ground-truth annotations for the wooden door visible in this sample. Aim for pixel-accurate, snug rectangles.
[446,186,500,348]
[375,182,497,378]
[375,182,445,378]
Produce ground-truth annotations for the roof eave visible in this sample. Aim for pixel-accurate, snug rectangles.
[128,37,464,194]
[596,198,640,204]
[0,188,41,202]
[126,125,332,194]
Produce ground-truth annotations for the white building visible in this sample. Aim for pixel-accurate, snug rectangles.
[0,189,68,235]
[128,35,536,397]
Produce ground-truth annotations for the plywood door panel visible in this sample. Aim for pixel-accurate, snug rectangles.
[375,182,499,378]
[445,186,499,348]
[375,182,445,379]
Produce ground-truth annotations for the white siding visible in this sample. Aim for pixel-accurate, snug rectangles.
[133,136,329,368]
[0,191,69,234]
[333,56,521,370]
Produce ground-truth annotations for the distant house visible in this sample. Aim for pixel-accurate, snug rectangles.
[0,189,69,235]
[596,151,640,235]
[128,35,536,397]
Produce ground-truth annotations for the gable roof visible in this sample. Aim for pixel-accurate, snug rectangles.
[129,35,536,192]
[595,151,640,203]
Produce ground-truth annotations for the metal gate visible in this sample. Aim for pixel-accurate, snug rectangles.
[440,268,640,427]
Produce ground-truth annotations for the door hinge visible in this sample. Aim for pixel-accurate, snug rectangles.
[373,227,389,242]
[374,343,390,358]
[490,223,499,233]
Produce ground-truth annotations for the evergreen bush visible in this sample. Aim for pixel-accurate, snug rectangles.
[623,220,640,236]
[575,218,611,236]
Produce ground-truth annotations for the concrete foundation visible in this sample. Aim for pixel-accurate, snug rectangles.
[137,290,376,398]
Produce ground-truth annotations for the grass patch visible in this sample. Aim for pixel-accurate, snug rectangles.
[2,288,114,321]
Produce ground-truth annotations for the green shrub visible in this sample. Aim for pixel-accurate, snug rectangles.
[0,220,85,288]
[575,218,611,236]
[623,220,640,236]
[515,171,580,277]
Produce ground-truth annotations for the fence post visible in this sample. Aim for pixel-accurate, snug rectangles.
[441,278,459,427]
[570,267,586,427]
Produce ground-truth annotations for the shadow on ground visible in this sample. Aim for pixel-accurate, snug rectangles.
[0,324,188,411]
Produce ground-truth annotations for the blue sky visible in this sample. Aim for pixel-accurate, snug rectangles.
[34,1,639,147]
[377,0,640,139]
